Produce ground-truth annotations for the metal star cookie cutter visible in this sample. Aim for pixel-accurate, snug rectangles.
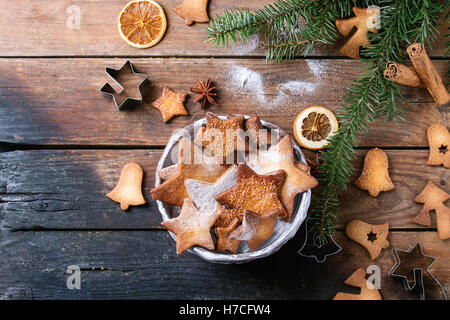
[388,242,447,300]
[99,60,149,110]
[298,220,342,263]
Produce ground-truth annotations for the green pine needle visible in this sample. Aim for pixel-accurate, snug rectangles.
[205,0,446,246]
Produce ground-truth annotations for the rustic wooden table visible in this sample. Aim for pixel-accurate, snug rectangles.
[0,0,448,300]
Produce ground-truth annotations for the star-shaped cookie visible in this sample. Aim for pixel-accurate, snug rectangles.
[174,0,210,26]
[245,115,273,148]
[230,209,280,251]
[214,204,240,228]
[185,165,238,213]
[151,86,188,123]
[151,138,229,207]
[201,112,245,161]
[216,218,241,253]
[214,164,287,221]
[246,136,318,221]
[161,198,219,255]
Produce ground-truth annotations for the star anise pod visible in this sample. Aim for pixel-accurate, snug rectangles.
[191,78,217,109]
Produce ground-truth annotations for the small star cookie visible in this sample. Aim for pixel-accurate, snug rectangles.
[246,136,318,221]
[151,86,188,123]
[214,164,287,221]
[185,165,238,214]
[161,198,219,255]
[151,138,229,207]
[201,112,245,161]
[216,218,241,253]
[230,209,280,251]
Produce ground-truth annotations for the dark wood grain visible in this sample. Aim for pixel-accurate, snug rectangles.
[0,229,447,299]
[0,0,447,57]
[1,149,447,230]
[0,58,447,147]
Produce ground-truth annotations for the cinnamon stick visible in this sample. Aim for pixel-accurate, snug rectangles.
[383,61,423,87]
[407,43,449,105]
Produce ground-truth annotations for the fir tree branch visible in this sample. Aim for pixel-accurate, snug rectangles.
[310,0,444,244]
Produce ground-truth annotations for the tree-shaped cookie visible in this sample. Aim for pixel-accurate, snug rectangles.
[335,7,379,59]
[414,181,450,240]
[426,123,450,168]
[345,220,389,260]
[174,0,209,26]
[333,268,382,300]
[354,148,395,197]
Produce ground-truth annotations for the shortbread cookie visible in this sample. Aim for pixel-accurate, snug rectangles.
[106,162,146,210]
[230,209,280,251]
[354,148,395,197]
[246,136,318,221]
[215,164,287,220]
[161,198,219,255]
[345,220,389,260]
[426,123,450,168]
[333,268,382,300]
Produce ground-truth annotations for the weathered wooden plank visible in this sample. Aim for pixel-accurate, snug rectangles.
[0,58,447,146]
[1,149,447,230]
[0,229,447,299]
[0,0,447,57]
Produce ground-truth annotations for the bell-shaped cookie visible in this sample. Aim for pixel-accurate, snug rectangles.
[346,220,389,260]
[354,148,395,197]
[106,162,146,210]
[426,123,450,168]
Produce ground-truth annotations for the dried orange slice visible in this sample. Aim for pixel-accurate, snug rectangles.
[293,106,339,150]
[117,0,167,48]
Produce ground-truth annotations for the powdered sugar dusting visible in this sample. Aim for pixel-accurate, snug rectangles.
[229,34,260,55]
[185,165,238,214]
[227,64,318,108]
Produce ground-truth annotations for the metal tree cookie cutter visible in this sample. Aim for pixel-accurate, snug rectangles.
[100,60,149,110]
[388,242,447,300]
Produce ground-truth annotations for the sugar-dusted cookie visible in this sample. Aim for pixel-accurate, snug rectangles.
[106,162,146,210]
[426,123,450,168]
[230,209,280,251]
[185,165,238,213]
[354,148,395,197]
[246,136,318,221]
[201,112,245,161]
[151,138,229,207]
[158,164,179,180]
[345,220,389,260]
[174,0,210,26]
[151,86,188,123]
[333,268,382,300]
[214,204,241,228]
[215,164,287,221]
[245,115,273,148]
[161,198,218,255]
[414,181,450,240]
[216,218,241,253]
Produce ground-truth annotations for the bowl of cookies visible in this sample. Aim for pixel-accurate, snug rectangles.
[151,112,318,263]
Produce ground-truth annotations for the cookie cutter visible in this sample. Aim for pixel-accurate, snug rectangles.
[298,220,342,263]
[100,60,149,110]
[388,242,447,300]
